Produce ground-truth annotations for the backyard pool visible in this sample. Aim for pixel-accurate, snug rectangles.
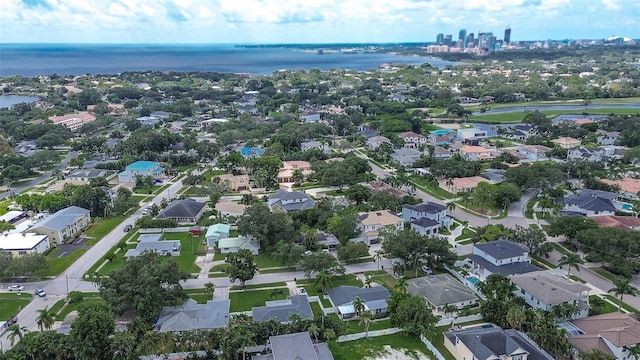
[466,276,480,285]
[623,203,633,211]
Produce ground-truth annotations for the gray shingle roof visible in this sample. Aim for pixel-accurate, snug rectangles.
[511,271,590,306]
[564,196,616,213]
[156,198,207,219]
[403,202,446,214]
[474,240,529,260]
[411,217,440,228]
[444,326,553,360]
[467,253,541,276]
[259,332,335,360]
[154,299,230,332]
[268,190,316,212]
[327,286,390,307]
[33,206,90,231]
[252,295,313,323]
[407,274,477,307]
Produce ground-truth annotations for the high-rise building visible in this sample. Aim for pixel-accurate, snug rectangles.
[478,32,495,51]
[444,34,453,46]
[436,33,444,44]
[466,33,475,48]
[458,29,467,48]
[504,26,511,44]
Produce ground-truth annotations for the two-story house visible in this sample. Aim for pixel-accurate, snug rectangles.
[401,202,452,228]
[596,130,620,145]
[32,206,91,245]
[428,129,457,146]
[398,131,427,149]
[458,145,498,161]
[277,161,313,184]
[357,210,404,244]
[390,148,422,167]
[444,326,554,360]
[118,161,165,183]
[216,174,250,192]
[366,135,391,150]
[300,140,331,154]
[567,313,640,359]
[512,270,590,319]
[467,240,540,280]
[268,190,316,212]
[516,145,551,161]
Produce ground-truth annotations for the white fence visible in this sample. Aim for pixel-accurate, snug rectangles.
[436,314,483,327]
[139,227,195,233]
[419,334,447,360]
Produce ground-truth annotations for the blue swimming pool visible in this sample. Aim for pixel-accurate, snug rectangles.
[466,276,480,285]
[623,203,633,211]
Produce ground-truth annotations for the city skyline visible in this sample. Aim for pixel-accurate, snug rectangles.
[0,0,639,44]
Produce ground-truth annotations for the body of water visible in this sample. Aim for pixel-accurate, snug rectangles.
[0,95,39,109]
[0,44,456,77]
[472,103,640,116]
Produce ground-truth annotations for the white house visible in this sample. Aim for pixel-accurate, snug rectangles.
[516,145,551,161]
[300,140,331,154]
[467,240,540,279]
[0,233,50,257]
[366,136,391,150]
[118,161,165,183]
[401,202,452,228]
[398,131,427,149]
[205,223,230,248]
[267,190,315,212]
[218,236,260,255]
[390,148,422,167]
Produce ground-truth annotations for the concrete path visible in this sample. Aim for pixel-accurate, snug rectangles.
[337,327,402,342]
[195,253,216,279]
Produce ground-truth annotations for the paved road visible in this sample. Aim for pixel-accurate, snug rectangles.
[0,179,183,350]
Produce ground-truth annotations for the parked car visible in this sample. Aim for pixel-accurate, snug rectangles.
[35,288,46,297]
[298,287,307,295]
[302,250,312,256]
[421,265,433,275]
[8,285,25,292]
[123,224,133,232]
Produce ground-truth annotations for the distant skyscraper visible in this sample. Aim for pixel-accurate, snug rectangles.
[459,29,467,48]
[444,34,453,46]
[504,26,512,44]
[466,33,475,48]
[436,33,444,44]
[478,32,495,51]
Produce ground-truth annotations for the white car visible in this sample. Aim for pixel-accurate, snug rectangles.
[35,288,46,297]
[298,287,307,295]
[421,265,434,275]
[8,285,25,292]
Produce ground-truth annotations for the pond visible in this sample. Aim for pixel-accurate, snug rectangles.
[0,95,38,109]
[472,103,640,116]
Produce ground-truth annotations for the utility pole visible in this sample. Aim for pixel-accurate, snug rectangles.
[66,274,69,295]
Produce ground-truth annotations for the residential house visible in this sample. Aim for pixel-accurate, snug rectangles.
[0,211,28,224]
[398,131,427,149]
[410,218,441,236]
[407,274,478,312]
[512,270,590,319]
[150,111,170,120]
[367,181,405,199]
[366,135,391,150]
[596,130,620,145]
[402,202,452,228]
[66,169,110,182]
[300,140,331,154]
[240,147,265,159]
[444,326,554,360]
[482,169,506,183]
[217,174,250,191]
[32,206,91,245]
[428,129,457,146]
[552,137,581,149]
[118,161,165,183]
[358,126,379,139]
[458,145,498,161]
[137,115,163,126]
[592,215,640,231]
[602,177,640,201]
[390,148,422,167]
[568,146,626,162]
[155,198,208,224]
[124,234,181,258]
[253,332,335,360]
[327,286,391,320]
[516,145,551,161]
[205,223,230,248]
[439,176,493,194]
[563,195,616,217]
[268,190,315,212]
[457,127,487,142]
[252,295,313,323]
[218,235,260,254]
[431,145,453,160]
[467,239,541,280]
[0,233,50,258]
[566,313,640,359]
[49,112,96,132]
[510,124,534,140]
[300,109,321,123]
[154,299,230,332]
[356,210,404,244]
[14,140,37,157]
[315,231,339,250]
[277,161,313,184]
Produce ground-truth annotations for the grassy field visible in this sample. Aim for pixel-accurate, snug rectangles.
[0,293,32,321]
[370,274,397,291]
[328,334,434,360]
[344,318,393,334]
[296,274,363,297]
[465,97,640,112]
[185,289,214,304]
[230,281,287,290]
[55,297,106,321]
[589,295,617,315]
[470,107,640,124]
[39,247,88,276]
[255,253,284,269]
[410,176,455,200]
[228,288,288,312]
[455,227,476,242]
[84,216,126,244]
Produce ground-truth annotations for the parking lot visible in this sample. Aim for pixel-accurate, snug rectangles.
[55,237,91,258]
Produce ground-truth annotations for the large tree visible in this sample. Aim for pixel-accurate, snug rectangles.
[226,249,258,289]
[511,225,552,257]
[237,204,299,250]
[99,251,189,325]
[380,227,456,275]
[299,252,345,278]
[387,293,438,338]
[69,303,115,360]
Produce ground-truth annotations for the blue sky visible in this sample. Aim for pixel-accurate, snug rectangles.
[1,0,638,44]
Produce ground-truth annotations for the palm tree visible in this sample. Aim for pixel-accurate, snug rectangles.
[92,271,101,287]
[392,262,405,277]
[314,271,332,294]
[447,201,456,213]
[359,311,373,338]
[352,296,365,317]
[308,323,320,342]
[394,277,408,294]
[445,177,454,192]
[609,277,638,312]
[558,253,584,278]
[7,323,28,346]
[364,276,372,288]
[36,306,55,331]
[506,306,526,331]
[626,344,640,360]
[373,249,385,270]
[589,296,606,315]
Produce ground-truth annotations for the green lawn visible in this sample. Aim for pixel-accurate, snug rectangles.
[54,297,106,321]
[410,176,455,200]
[255,253,285,269]
[344,318,393,334]
[259,267,297,274]
[161,232,202,274]
[0,293,32,321]
[84,216,126,244]
[370,274,398,291]
[550,243,571,256]
[604,294,640,315]
[455,227,476,242]
[184,291,214,304]
[39,248,88,276]
[592,268,617,282]
[328,334,434,360]
[230,281,287,290]
[228,288,288,312]
[589,295,617,315]
[297,274,363,297]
